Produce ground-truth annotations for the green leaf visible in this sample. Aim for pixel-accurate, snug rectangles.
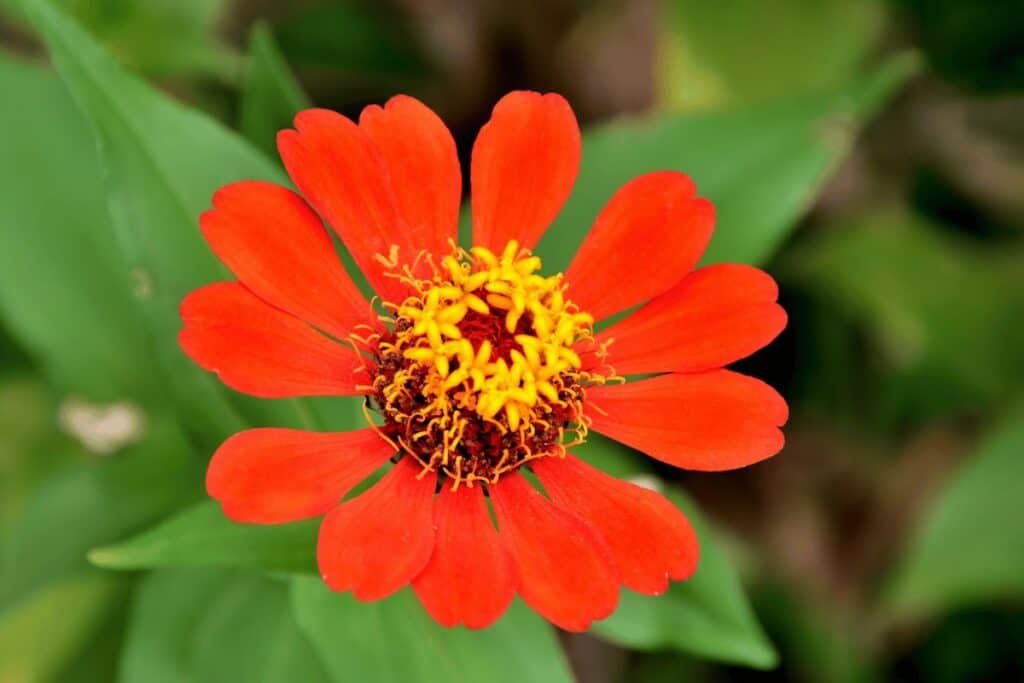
[885,409,1024,615]
[22,0,322,443]
[0,377,73,529]
[0,417,202,608]
[69,0,236,79]
[121,568,330,683]
[593,487,778,670]
[52,590,132,683]
[782,209,1024,421]
[0,53,156,402]
[0,574,126,683]
[90,501,318,574]
[537,55,917,274]
[657,0,884,111]
[291,578,574,683]
[575,433,651,479]
[239,21,310,158]
[1,0,237,78]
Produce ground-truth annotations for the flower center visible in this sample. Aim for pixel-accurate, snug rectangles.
[367,241,612,487]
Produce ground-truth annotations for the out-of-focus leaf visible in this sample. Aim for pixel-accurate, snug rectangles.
[0,377,70,529]
[93,0,235,79]
[575,433,651,479]
[754,583,879,683]
[274,3,426,78]
[539,55,917,274]
[0,574,125,683]
[239,21,310,157]
[657,0,883,111]
[57,0,235,78]
[782,209,1024,421]
[53,590,132,683]
[291,579,575,683]
[121,568,330,683]
[309,394,371,435]
[0,417,202,608]
[22,0,325,443]
[886,409,1024,614]
[0,53,156,403]
[1,0,236,78]
[593,487,777,670]
[90,501,318,574]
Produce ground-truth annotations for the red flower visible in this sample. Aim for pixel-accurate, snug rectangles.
[180,92,788,631]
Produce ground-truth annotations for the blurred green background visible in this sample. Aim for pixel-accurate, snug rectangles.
[1,0,1022,681]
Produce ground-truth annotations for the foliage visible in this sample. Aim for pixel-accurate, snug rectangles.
[887,408,1024,614]
[0,0,1019,681]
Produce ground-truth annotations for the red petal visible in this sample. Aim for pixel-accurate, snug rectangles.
[359,96,461,260]
[207,428,393,524]
[278,109,413,302]
[317,458,435,601]
[200,181,373,340]
[586,371,788,471]
[471,91,580,252]
[179,282,371,398]
[596,264,786,374]
[490,472,618,631]
[412,485,517,629]
[566,171,714,322]
[533,454,698,595]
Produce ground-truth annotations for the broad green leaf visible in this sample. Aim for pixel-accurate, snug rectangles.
[0,377,68,529]
[782,209,1024,421]
[89,0,236,79]
[239,21,310,158]
[291,578,574,683]
[593,487,777,670]
[0,53,155,402]
[0,574,125,683]
[23,1,324,443]
[53,594,132,683]
[886,409,1024,614]
[0,417,202,608]
[48,0,236,79]
[90,501,318,574]
[538,55,917,274]
[1,0,236,78]
[658,0,883,111]
[121,568,330,683]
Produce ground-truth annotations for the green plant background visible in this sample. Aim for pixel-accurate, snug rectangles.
[0,1,1021,681]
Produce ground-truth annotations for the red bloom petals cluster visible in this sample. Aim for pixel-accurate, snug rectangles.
[180,91,788,631]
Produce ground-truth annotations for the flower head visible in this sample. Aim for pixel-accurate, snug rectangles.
[371,239,605,486]
[180,92,788,631]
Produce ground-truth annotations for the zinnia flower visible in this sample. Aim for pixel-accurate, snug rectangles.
[180,91,788,631]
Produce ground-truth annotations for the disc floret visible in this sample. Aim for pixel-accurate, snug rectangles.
[368,241,612,487]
